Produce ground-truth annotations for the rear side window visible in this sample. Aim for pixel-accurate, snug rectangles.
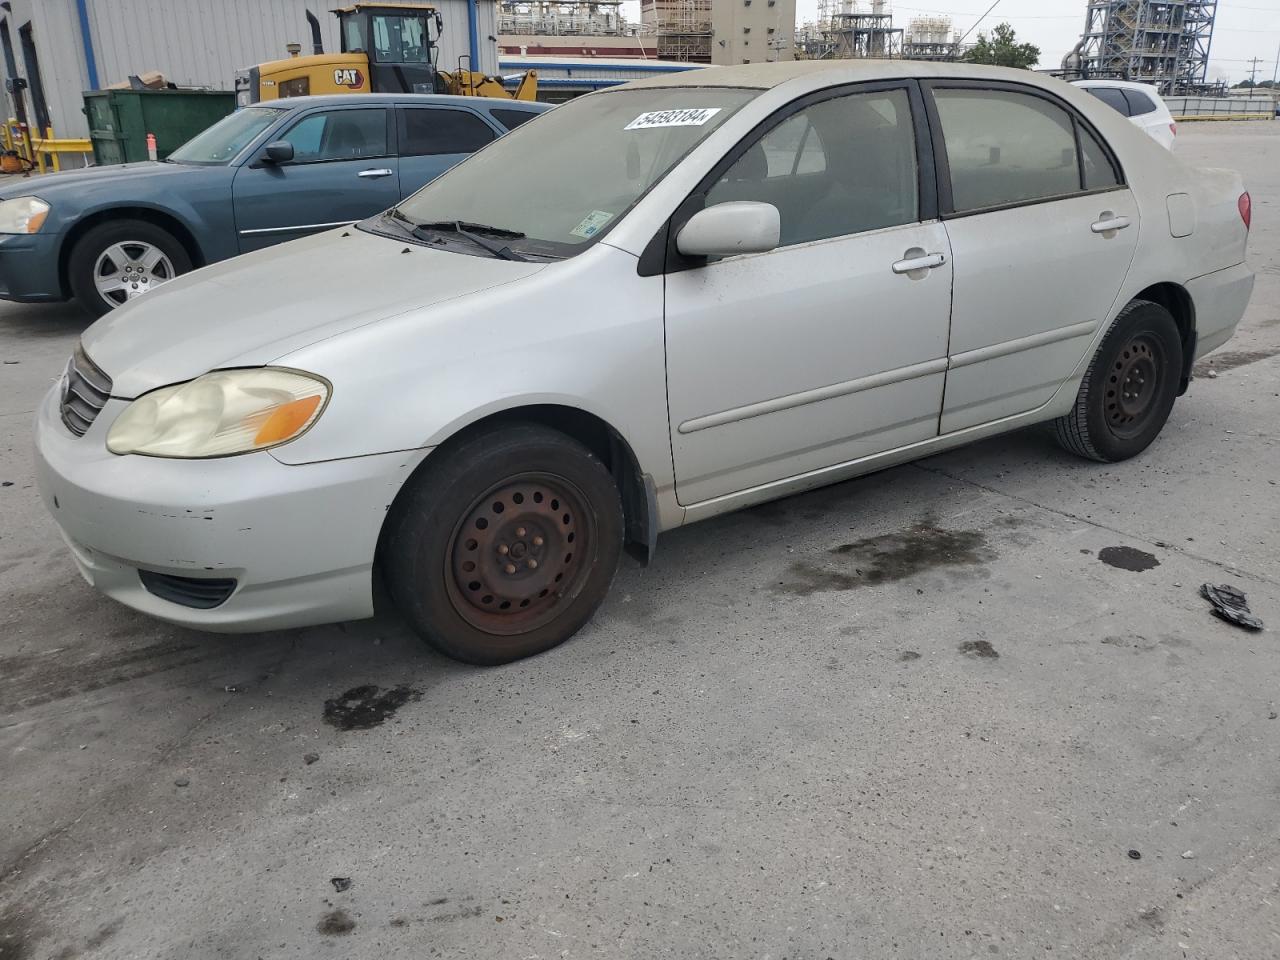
[398,108,496,156]
[490,108,539,131]
[1086,87,1131,117]
[1122,89,1158,116]
[1080,126,1120,190]
[934,88,1082,212]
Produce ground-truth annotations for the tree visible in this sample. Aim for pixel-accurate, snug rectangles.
[963,22,1040,70]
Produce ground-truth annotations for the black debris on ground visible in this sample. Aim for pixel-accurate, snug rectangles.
[1200,583,1264,631]
[330,877,353,893]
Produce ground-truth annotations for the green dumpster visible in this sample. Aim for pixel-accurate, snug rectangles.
[84,89,235,165]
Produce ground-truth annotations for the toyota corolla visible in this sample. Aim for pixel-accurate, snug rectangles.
[34,62,1253,665]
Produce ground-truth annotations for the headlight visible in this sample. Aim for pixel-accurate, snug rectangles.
[107,368,330,458]
[0,196,49,234]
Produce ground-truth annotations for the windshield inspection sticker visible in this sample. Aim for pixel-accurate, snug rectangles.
[625,107,722,131]
[570,210,615,239]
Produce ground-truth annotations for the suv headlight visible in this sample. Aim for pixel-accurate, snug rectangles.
[0,196,49,234]
[107,368,330,458]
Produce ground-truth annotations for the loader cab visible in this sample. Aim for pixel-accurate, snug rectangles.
[337,3,444,95]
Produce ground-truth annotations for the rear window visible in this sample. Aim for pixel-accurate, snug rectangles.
[490,108,540,131]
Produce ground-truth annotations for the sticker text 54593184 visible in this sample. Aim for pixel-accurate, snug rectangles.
[624,108,722,131]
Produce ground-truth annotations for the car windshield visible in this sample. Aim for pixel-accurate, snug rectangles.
[389,86,759,258]
[168,107,283,165]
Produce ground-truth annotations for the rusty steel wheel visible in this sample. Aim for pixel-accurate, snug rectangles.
[384,422,623,665]
[445,474,594,635]
[1053,299,1182,463]
[1105,332,1163,439]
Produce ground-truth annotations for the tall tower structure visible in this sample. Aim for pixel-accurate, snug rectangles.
[1077,1,1218,94]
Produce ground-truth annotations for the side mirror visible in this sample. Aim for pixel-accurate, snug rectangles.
[675,201,780,259]
[262,140,295,164]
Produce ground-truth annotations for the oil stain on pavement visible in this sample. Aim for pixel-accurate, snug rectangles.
[774,521,995,596]
[959,640,999,659]
[1098,546,1160,572]
[322,685,422,731]
[317,909,356,936]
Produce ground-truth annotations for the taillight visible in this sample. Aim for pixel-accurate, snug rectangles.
[1239,192,1252,231]
[1169,122,1177,136]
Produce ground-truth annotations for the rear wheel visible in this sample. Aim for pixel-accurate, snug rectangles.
[67,219,192,317]
[384,423,623,665]
[1053,299,1183,462]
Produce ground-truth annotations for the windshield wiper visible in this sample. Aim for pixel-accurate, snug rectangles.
[411,220,528,261]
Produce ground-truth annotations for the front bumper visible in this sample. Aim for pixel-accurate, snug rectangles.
[0,230,66,302]
[34,383,431,632]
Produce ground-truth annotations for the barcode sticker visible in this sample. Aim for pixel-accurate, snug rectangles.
[624,108,722,130]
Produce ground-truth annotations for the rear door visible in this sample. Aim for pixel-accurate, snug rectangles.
[232,105,400,253]
[925,82,1140,433]
[394,104,500,196]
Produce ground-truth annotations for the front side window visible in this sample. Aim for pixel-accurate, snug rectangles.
[705,88,918,247]
[372,14,430,63]
[392,87,758,258]
[282,108,388,162]
[490,108,539,131]
[399,108,495,156]
[934,88,1081,212]
[168,106,283,165]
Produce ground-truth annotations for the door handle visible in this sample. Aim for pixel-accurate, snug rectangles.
[1091,214,1131,234]
[357,168,394,179]
[891,251,946,275]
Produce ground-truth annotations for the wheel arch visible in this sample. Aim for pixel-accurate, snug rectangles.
[58,206,207,298]
[1130,281,1195,394]
[379,403,658,568]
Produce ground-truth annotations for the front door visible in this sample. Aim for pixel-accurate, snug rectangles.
[232,106,400,253]
[664,85,953,505]
[927,83,1141,433]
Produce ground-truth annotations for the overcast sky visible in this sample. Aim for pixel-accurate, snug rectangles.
[620,0,1280,84]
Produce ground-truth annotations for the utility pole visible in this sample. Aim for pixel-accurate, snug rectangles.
[1246,56,1263,86]
[1273,41,1279,85]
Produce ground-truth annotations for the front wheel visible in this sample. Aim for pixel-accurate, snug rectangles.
[67,219,192,318]
[383,423,624,665]
[1052,299,1183,462]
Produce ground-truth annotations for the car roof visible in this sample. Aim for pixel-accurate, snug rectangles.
[1073,79,1162,93]
[619,59,1077,92]
[258,93,548,111]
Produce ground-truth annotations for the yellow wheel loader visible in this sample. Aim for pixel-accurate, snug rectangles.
[235,3,537,106]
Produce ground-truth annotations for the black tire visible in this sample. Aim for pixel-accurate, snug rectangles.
[1053,299,1184,462]
[383,423,624,665]
[67,218,192,318]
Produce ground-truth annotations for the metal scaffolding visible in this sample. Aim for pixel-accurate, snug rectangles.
[498,1,628,37]
[797,1,907,60]
[1074,1,1220,94]
[902,16,961,61]
[639,0,712,63]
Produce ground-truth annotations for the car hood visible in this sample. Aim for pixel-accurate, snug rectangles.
[0,161,208,199]
[82,226,547,398]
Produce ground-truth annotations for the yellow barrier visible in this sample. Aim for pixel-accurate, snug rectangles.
[2,120,93,174]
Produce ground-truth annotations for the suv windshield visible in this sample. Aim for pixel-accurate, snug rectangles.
[168,107,283,165]
[389,86,759,258]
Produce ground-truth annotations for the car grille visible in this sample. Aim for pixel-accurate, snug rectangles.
[138,570,238,609]
[60,346,113,437]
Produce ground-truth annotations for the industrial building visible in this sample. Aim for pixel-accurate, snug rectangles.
[796,2,960,62]
[1066,0,1220,94]
[0,0,500,141]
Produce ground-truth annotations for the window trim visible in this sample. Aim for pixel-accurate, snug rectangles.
[921,79,1126,220]
[641,79,939,277]
[394,104,500,157]
[267,106,394,166]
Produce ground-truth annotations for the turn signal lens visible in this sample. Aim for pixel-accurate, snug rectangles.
[253,395,322,445]
[1239,192,1252,231]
